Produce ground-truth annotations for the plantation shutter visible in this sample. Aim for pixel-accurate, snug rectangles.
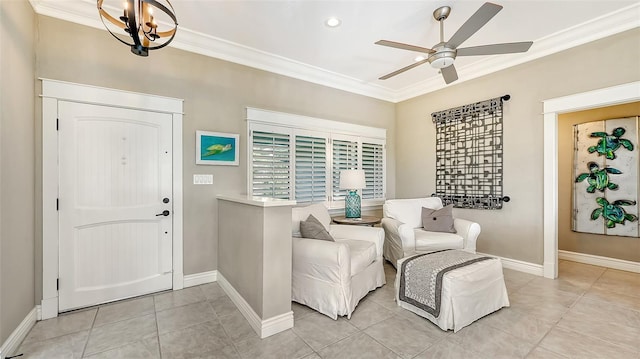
[247,108,387,207]
[295,134,328,204]
[332,137,359,202]
[362,140,385,199]
[251,130,291,199]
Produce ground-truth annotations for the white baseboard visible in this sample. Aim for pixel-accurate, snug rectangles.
[217,273,293,339]
[260,311,295,338]
[40,297,58,320]
[183,270,218,288]
[559,250,640,273]
[478,252,544,277]
[0,307,37,358]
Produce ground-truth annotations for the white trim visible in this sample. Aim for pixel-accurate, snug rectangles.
[478,252,544,277]
[0,307,37,358]
[217,273,262,336]
[260,312,296,339]
[217,273,294,339]
[544,82,640,114]
[172,109,184,291]
[40,297,58,320]
[183,270,218,288]
[29,1,640,102]
[40,79,184,318]
[40,78,183,114]
[216,194,297,208]
[542,81,640,279]
[543,112,559,279]
[559,250,640,274]
[246,107,386,139]
[41,96,59,318]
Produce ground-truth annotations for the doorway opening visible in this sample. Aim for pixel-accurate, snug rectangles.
[542,81,640,279]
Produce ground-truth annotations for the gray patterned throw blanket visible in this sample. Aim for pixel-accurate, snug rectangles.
[399,250,492,317]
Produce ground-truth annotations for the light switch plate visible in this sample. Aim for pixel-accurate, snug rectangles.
[193,174,213,185]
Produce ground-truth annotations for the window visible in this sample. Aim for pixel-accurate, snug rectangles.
[362,140,385,200]
[247,108,386,208]
[331,136,359,202]
[295,133,328,203]
[251,128,291,199]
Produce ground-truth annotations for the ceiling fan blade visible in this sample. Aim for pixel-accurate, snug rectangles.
[446,2,502,49]
[375,40,435,54]
[379,59,430,80]
[457,41,533,56]
[441,64,458,84]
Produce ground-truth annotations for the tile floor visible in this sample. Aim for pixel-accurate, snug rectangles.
[15,260,640,358]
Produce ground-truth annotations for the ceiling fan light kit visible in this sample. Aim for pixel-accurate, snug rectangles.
[376,2,533,84]
[97,0,178,57]
[429,48,456,69]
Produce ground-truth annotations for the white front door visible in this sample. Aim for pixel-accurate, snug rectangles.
[58,101,173,311]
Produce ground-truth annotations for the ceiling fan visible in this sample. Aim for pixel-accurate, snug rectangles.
[375,2,533,84]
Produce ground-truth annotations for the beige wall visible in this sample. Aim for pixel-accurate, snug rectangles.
[217,199,292,320]
[33,16,395,299]
[0,0,36,344]
[558,102,640,262]
[395,28,640,265]
[218,200,265,316]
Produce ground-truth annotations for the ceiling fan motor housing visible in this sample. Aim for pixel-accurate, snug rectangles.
[428,45,456,69]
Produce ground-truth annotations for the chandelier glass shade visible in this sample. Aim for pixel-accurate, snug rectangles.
[97,0,178,57]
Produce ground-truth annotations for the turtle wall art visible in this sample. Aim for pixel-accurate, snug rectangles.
[572,117,639,237]
[590,198,638,229]
[587,127,634,160]
[575,162,621,193]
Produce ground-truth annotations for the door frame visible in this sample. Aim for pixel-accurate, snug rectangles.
[542,81,640,279]
[40,79,184,319]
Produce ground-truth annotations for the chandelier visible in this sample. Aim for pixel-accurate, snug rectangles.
[97,0,178,57]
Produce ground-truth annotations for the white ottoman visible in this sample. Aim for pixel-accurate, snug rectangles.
[395,251,509,332]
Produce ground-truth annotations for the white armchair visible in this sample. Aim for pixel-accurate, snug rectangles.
[382,198,481,267]
[291,203,386,319]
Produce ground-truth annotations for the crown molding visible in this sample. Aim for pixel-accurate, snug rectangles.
[30,1,639,103]
[171,27,394,101]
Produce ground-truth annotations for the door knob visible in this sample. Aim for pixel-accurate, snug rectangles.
[156,210,170,217]
[163,198,170,203]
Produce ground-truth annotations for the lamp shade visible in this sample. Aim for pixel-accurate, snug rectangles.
[339,170,366,190]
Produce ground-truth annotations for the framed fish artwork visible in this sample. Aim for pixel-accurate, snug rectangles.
[196,131,239,166]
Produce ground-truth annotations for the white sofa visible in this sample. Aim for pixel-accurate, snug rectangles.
[291,203,386,319]
[381,197,481,267]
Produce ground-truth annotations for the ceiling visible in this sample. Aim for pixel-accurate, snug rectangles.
[30,0,640,102]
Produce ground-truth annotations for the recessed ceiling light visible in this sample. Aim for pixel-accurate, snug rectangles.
[414,56,425,62]
[325,17,341,27]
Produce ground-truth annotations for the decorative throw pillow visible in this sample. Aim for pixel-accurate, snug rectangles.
[421,205,456,233]
[300,214,335,241]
